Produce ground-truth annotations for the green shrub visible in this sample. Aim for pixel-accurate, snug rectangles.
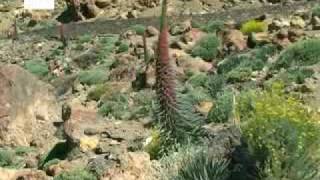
[0,149,15,167]
[206,74,226,98]
[183,85,212,104]
[0,148,26,169]
[129,90,154,119]
[191,34,220,61]
[98,93,130,120]
[131,24,146,36]
[191,20,202,28]
[24,59,49,77]
[218,45,276,75]
[53,168,97,180]
[240,82,320,179]
[97,35,119,63]
[217,55,248,74]
[87,84,108,101]
[312,4,320,17]
[98,103,113,116]
[174,151,230,180]
[235,90,256,121]
[264,67,314,88]
[99,89,153,120]
[260,121,320,180]
[253,44,277,62]
[186,72,209,88]
[116,41,129,53]
[284,67,314,84]
[207,90,233,123]
[240,20,267,34]
[200,20,224,33]
[226,67,252,83]
[78,34,93,44]
[14,146,35,156]
[78,68,108,85]
[273,39,320,70]
[144,129,162,159]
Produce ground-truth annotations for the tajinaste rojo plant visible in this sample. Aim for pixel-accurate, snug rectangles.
[7,16,18,48]
[154,0,204,148]
[12,17,18,42]
[59,23,67,48]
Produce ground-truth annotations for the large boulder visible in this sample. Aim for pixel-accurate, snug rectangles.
[203,123,241,158]
[222,29,247,52]
[102,152,157,180]
[63,103,101,152]
[0,64,61,151]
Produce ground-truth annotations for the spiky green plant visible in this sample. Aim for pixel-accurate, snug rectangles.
[154,0,204,148]
[273,39,320,70]
[206,74,225,98]
[174,151,230,180]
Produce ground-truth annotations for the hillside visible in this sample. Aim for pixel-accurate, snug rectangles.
[0,0,320,180]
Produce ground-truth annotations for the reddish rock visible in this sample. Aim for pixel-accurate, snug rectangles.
[252,32,272,44]
[0,65,60,151]
[102,152,156,180]
[223,29,247,51]
[182,28,206,45]
[64,103,101,146]
[273,37,291,48]
[146,26,159,37]
[95,0,111,8]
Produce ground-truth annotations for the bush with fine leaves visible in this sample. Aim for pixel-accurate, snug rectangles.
[277,67,315,84]
[131,24,146,35]
[24,59,49,78]
[207,90,234,123]
[218,45,276,75]
[273,39,320,70]
[239,82,320,179]
[78,68,109,85]
[312,5,320,17]
[0,147,34,169]
[53,168,97,180]
[240,20,267,34]
[191,34,220,61]
[206,74,226,98]
[200,20,224,33]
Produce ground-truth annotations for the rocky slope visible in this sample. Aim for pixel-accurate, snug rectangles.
[0,0,320,180]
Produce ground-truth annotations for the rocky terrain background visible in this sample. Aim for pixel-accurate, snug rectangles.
[0,0,320,180]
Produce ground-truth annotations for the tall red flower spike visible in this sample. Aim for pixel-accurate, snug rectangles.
[155,0,178,135]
